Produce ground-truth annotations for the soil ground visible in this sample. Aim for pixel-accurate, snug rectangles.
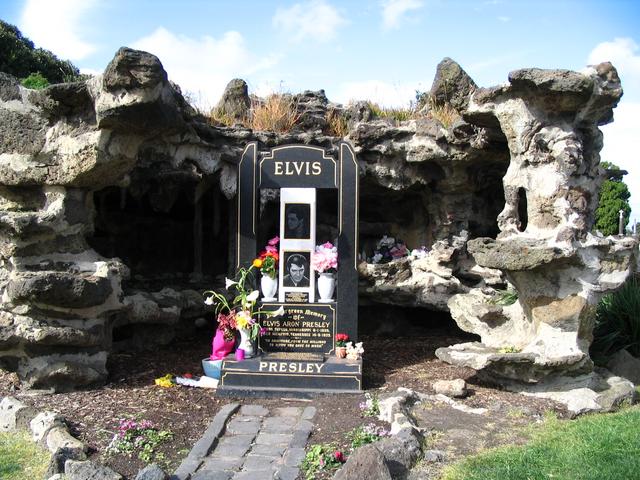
[0,328,566,479]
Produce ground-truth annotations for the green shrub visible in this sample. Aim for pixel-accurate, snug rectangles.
[590,274,640,364]
[488,289,519,306]
[21,72,49,89]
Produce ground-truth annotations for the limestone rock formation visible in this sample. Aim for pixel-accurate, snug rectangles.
[435,63,638,411]
[0,47,636,401]
[429,57,478,111]
[215,78,250,122]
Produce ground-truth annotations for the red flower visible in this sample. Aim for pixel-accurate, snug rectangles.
[334,451,345,463]
[183,373,193,379]
[336,333,349,342]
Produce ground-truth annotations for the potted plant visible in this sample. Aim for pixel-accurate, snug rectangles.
[311,241,338,302]
[335,333,349,358]
[204,266,284,362]
[254,236,279,301]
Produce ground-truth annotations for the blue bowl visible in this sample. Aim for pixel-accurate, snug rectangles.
[202,358,223,379]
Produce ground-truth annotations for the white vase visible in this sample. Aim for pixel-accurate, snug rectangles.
[238,327,255,358]
[317,272,336,302]
[260,274,278,301]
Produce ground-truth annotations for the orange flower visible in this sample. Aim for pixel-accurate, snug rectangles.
[253,258,263,268]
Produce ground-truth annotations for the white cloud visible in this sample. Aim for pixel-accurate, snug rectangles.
[381,0,424,30]
[589,38,640,221]
[588,37,640,97]
[131,27,280,111]
[333,80,421,107]
[497,16,510,22]
[600,102,640,224]
[20,0,98,61]
[272,0,347,43]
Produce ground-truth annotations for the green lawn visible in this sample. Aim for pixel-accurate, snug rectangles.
[0,430,50,480]
[442,405,640,480]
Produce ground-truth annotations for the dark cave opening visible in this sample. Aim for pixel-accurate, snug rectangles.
[88,177,230,289]
[359,303,479,342]
[517,187,528,232]
[358,180,431,258]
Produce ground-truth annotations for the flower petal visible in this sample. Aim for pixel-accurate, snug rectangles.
[246,290,259,302]
[225,278,238,289]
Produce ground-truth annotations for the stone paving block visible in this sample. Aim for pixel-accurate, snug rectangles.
[239,405,269,417]
[202,455,244,471]
[250,443,287,456]
[274,465,300,480]
[288,428,311,449]
[261,423,294,434]
[301,406,317,420]
[211,442,251,458]
[274,407,302,417]
[173,457,203,480]
[283,447,306,467]
[233,470,274,480]
[242,454,278,471]
[294,419,314,431]
[226,418,261,435]
[218,434,254,449]
[255,432,292,445]
[191,470,233,480]
[264,416,297,427]
[188,403,241,460]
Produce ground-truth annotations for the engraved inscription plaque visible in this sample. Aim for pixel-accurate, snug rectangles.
[260,304,335,354]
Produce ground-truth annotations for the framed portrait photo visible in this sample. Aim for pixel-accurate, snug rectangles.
[284,203,311,239]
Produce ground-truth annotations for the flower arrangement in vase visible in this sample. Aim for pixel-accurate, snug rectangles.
[335,333,349,358]
[204,266,284,360]
[311,241,338,302]
[253,236,279,301]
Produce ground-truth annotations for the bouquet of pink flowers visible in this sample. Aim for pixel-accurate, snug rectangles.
[311,242,338,273]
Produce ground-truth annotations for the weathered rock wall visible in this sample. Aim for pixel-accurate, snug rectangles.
[0,47,636,392]
[436,63,638,407]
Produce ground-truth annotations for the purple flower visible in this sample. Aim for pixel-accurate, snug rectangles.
[259,327,267,336]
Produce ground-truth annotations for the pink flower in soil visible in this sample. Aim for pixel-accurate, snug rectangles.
[334,451,345,463]
[268,236,280,246]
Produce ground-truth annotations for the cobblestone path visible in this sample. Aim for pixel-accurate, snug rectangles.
[173,403,316,480]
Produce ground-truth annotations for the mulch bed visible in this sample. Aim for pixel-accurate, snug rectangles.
[0,329,565,479]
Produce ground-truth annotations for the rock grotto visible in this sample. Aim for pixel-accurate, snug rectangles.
[0,48,637,411]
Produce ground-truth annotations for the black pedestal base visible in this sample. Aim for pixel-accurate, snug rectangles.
[216,353,362,398]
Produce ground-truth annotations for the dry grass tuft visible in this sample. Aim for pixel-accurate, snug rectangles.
[325,108,349,137]
[209,108,241,127]
[426,101,461,128]
[367,102,414,123]
[249,94,300,132]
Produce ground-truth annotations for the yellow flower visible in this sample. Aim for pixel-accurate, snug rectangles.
[253,258,263,268]
[154,374,175,388]
[236,310,251,329]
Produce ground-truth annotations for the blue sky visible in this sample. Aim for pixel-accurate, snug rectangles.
[1,0,639,223]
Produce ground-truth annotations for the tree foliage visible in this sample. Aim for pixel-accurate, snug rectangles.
[595,161,631,236]
[0,19,82,84]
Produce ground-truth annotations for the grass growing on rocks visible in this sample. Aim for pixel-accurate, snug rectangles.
[0,430,50,480]
[441,405,640,480]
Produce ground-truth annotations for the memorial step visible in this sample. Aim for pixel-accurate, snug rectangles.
[216,354,362,397]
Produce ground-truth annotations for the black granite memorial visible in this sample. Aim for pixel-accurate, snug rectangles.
[217,143,361,396]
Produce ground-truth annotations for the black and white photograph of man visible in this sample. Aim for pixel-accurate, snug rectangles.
[283,252,310,287]
[284,204,310,239]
